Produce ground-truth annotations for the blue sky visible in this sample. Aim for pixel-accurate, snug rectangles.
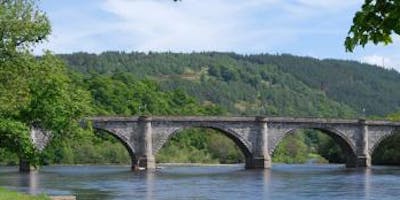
[36,0,400,72]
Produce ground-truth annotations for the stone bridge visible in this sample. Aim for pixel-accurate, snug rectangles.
[75,116,400,170]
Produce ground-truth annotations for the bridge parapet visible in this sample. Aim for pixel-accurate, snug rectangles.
[89,116,400,125]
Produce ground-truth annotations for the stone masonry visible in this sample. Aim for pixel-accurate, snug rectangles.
[67,116,400,170]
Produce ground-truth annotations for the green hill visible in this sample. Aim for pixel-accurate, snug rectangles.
[60,51,400,117]
[245,54,400,116]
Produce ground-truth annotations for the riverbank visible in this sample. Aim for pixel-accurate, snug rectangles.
[0,188,49,200]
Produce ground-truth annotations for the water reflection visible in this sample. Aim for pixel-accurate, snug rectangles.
[28,171,39,194]
[362,168,371,200]
[11,170,40,194]
[145,171,155,200]
[262,169,271,200]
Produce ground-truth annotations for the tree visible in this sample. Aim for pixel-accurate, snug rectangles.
[345,0,400,52]
[0,0,91,168]
[0,0,50,116]
[0,0,50,58]
[19,52,92,140]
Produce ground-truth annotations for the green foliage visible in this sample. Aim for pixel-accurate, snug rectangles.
[61,52,364,117]
[0,188,49,200]
[39,74,224,165]
[310,134,345,163]
[0,52,92,163]
[346,0,400,52]
[82,72,221,116]
[40,133,130,165]
[0,0,50,58]
[19,53,92,139]
[273,133,309,163]
[0,119,36,162]
[0,52,33,118]
[0,0,91,164]
[206,132,244,163]
[156,128,244,164]
[273,130,343,164]
[372,112,400,165]
[387,112,400,121]
[62,51,400,117]
[0,148,18,165]
[246,54,400,116]
[372,133,400,165]
[0,0,49,163]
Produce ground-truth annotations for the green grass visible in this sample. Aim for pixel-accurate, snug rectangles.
[0,188,49,200]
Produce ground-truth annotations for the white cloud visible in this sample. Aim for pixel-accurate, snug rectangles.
[34,0,365,54]
[361,55,392,67]
[360,54,400,72]
[353,36,400,72]
[99,0,286,52]
[33,0,400,74]
[294,0,361,9]
[92,0,362,53]
[277,0,362,20]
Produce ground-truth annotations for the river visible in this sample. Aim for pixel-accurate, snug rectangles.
[0,164,399,200]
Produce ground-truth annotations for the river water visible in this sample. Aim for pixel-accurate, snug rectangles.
[0,164,399,200]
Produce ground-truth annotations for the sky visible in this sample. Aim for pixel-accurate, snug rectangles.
[36,0,400,72]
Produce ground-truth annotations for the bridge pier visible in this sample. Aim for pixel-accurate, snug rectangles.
[246,117,271,169]
[133,116,156,170]
[132,156,156,171]
[345,119,371,168]
[345,155,371,168]
[356,119,371,168]
[245,157,271,169]
[355,156,371,168]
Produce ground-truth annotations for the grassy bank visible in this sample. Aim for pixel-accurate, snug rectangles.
[0,188,49,200]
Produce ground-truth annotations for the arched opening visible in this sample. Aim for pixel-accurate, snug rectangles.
[372,129,400,166]
[39,128,133,166]
[156,127,249,165]
[272,128,356,166]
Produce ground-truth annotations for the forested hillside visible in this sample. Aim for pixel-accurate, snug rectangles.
[60,52,400,117]
[246,54,400,116]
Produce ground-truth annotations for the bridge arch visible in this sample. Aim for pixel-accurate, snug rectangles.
[370,128,400,161]
[154,125,252,160]
[92,127,137,165]
[270,126,357,166]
